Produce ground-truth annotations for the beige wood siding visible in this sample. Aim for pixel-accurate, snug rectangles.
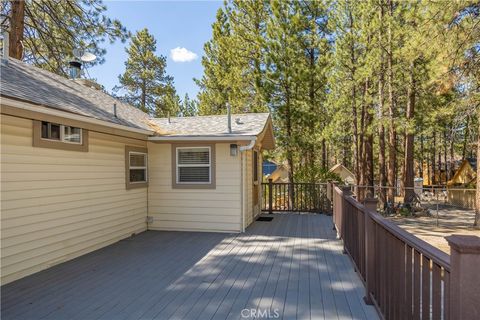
[148,143,242,232]
[1,114,147,285]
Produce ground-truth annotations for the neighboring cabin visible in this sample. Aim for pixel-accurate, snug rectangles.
[328,163,356,185]
[269,163,289,183]
[447,158,477,187]
[446,158,477,209]
[0,58,275,285]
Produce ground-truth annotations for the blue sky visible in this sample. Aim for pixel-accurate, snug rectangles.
[88,0,223,100]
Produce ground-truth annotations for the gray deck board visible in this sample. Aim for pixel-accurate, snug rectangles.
[1,213,379,320]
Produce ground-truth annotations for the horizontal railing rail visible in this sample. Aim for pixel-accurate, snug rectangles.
[261,180,331,214]
[332,183,480,320]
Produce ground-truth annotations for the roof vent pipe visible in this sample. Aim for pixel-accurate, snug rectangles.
[227,103,232,134]
[113,103,117,118]
[167,111,171,123]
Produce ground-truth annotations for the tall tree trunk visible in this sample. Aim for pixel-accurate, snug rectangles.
[475,116,479,227]
[308,47,316,182]
[431,131,436,185]
[386,0,396,203]
[449,126,455,179]
[438,136,442,185]
[8,0,25,59]
[403,62,415,203]
[377,0,387,206]
[443,129,448,181]
[364,79,374,198]
[321,139,327,168]
[462,115,469,160]
[420,134,424,179]
[348,11,360,195]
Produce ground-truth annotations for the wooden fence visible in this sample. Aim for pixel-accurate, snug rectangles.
[261,180,330,213]
[332,184,480,320]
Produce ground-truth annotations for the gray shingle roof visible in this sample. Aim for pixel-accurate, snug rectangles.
[151,113,271,137]
[1,58,272,139]
[0,58,153,131]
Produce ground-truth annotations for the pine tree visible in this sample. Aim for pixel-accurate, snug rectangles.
[1,0,128,75]
[196,1,268,115]
[180,94,198,117]
[114,28,175,115]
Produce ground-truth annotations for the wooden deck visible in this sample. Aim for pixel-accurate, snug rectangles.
[1,213,378,320]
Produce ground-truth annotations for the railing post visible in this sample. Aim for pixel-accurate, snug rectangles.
[268,178,273,215]
[446,235,480,320]
[338,186,352,241]
[363,198,378,305]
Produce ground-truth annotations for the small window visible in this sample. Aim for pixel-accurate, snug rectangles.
[33,120,88,152]
[253,150,259,182]
[125,146,148,189]
[129,152,147,183]
[41,121,82,144]
[176,147,211,184]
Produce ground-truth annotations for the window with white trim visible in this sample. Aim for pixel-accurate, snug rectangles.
[176,147,211,184]
[41,121,82,144]
[129,152,148,183]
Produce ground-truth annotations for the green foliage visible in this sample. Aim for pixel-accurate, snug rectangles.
[180,93,199,117]
[199,0,479,191]
[114,28,176,115]
[195,1,269,115]
[1,0,129,75]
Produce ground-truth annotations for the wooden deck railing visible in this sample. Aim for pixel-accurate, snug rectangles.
[332,184,480,320]
[261,180,331,213]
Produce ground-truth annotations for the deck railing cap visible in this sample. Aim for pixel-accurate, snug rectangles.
[446,235,480,254]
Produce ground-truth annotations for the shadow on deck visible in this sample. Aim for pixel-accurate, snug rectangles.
[1,213,378,320]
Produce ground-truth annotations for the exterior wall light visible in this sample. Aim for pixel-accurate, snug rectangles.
[230,144,238,156]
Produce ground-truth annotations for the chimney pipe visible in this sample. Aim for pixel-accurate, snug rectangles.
[69,61,81,79]
[227,103,232,134]
[113,103,117,118]
[167,111,171,123]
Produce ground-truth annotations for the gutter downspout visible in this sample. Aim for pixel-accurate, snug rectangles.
[239,138,256,232]
[239,138,256,152]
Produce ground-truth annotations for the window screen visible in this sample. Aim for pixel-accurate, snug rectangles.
[177,147,211,183]
[129,152,147,183]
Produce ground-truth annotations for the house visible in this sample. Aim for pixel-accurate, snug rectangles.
[262,160,277,176]
[329,163,356,185]
[0,58,275,285]
[447,158,477,187]
[269,163,289,183]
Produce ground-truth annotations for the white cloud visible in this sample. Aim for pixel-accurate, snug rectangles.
[170,47,198,62]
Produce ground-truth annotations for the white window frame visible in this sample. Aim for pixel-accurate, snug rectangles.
[176,146,212,185]
[41,122,83,145]
[129,151,148,184]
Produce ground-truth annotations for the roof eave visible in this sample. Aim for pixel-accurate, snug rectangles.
[1,96,155,136]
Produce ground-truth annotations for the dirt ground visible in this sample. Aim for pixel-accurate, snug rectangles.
[387,205,480,254]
